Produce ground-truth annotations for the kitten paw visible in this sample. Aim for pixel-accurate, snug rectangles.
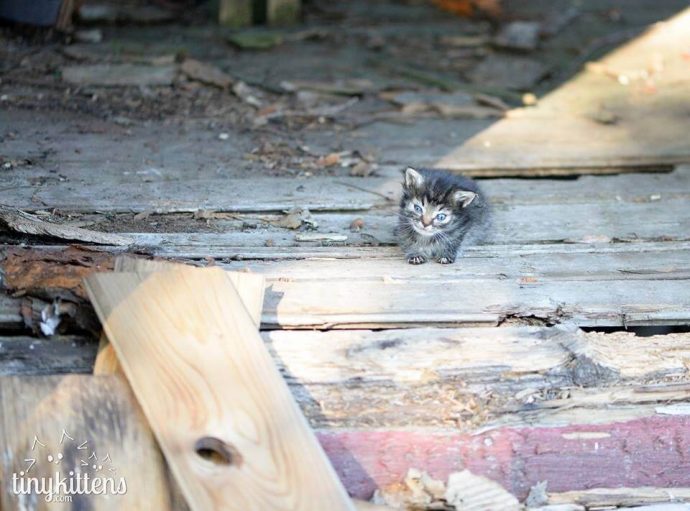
[436,256,455,264]
[407,255,427,265]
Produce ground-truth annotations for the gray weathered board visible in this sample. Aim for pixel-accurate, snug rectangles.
[437,9,690,174]
[3,166,689,213]
[0,241,688,329]
[2,327,690,430]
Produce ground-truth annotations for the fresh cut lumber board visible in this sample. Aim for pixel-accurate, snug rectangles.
[93,256,265,375]
[84,268,355,511]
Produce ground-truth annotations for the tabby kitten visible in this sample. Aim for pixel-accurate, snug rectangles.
[397,167,489,264]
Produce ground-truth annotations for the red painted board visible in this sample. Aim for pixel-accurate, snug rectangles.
[317,416,690,500]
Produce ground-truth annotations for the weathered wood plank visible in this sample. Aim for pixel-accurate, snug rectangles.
[0,295,23,329]
[116,199,690,256]
[0,375,180,510]
[2,327,690,431]
[256,277,690,328]
[85,268,355,511]
[5,166,689,212]
[0,336,97,375]
[437,9,690,174]
[320,416,690,500]
[1,242,688,329]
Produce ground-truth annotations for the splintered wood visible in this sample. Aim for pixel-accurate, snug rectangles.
[84,268,355,511]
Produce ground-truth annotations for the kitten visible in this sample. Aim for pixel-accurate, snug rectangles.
[397,167,489,264]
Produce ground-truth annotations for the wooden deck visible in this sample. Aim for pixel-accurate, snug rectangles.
[1,2,690,509]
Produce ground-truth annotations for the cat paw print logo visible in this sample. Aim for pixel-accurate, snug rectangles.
[11,429,127,503]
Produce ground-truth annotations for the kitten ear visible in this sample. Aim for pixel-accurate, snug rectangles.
[404,167,424,188]
[453,190,477,208]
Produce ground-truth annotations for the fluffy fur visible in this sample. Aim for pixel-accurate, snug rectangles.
[397,167,489,264]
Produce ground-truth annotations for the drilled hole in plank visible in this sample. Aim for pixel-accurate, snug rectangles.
[195,437,242,467]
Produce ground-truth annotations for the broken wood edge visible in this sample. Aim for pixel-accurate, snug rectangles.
[93,255,265,376]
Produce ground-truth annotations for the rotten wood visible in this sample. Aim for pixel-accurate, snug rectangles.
[85,268,355,511]
[437,9,690,174]
[0,205,133,245]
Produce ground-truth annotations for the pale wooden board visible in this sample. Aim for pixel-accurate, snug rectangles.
[113,255,265,327]
[84,268,355,511]
[0,374,181,510]
[95,254,265,381]
[5,166,689,212]
[437,9,690,174]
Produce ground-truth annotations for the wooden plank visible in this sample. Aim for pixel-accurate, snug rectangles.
[219,0,252,26]
[0,336,97,375]
[84,268,355,511]
[255,277,690,329]
[266,0,301,25]
[114,199,690,254]
[437,9,690,175]
[94,255,265,376]
[1,242,688,329]
[0,295,23,330]
[4,326,690,430]
[5,166,689,213]
[0,375,180,510]
[319,416,690,500]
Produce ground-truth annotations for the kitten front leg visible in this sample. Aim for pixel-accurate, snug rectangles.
[407,254,428,265]
[435,243,459,264]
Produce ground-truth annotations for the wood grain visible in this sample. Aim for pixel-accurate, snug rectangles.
[94,256,266,375]
[84,268,355,511]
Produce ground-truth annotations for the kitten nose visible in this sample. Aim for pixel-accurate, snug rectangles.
[421,216,432,227]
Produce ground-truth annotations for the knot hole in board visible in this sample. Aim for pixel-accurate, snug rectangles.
[195,436,242,467]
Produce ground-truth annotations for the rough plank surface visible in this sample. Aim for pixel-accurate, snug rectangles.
[85,268,355,511]
[4,376,690,506]
[5,166,689,213]
[0,375,179,510]
[0,336,97,375]
[437,9,690,174]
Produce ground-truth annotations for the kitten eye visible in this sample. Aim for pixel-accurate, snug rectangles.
[435,213,447,221]
[413,204,423,214]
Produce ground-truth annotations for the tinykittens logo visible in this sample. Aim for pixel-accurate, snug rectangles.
[11,429,127,503]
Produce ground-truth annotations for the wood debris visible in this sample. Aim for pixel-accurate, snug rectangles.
[445,471,520,511]
[270,207,318,230]
[62,64,176,87]
[0,205,133,246]
[493,21,541,51]
[373,469,520,510]
[469,54,546,90]
[389,91,503,119]
[180,59,234,89]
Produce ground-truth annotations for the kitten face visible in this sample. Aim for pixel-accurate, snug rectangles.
[406,198,453,236]
[400,167,476,237]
